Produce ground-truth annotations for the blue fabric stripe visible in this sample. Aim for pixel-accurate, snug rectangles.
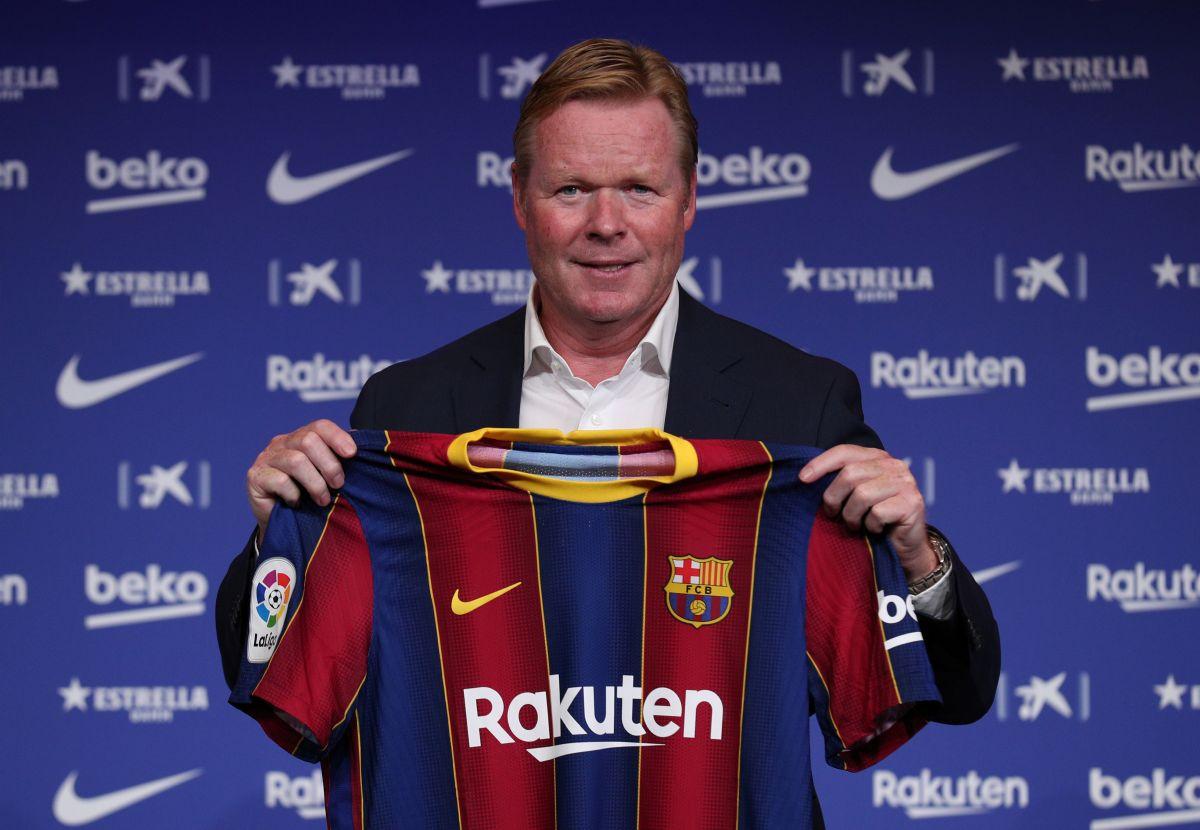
[869,536,942,706]
[739,446,824,827]
[350,449,459,829]
[532,493,646,830]
[323,742,355,830]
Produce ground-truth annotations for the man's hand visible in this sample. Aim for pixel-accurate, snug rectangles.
[799,445,938,582]
[246,419,357,538]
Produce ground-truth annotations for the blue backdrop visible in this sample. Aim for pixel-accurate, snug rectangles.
[2,0,1198,827]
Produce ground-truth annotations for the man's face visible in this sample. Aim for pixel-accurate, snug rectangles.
[512,97,697,330]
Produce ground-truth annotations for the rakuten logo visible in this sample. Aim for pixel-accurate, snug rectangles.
[1091,768,1200,829]
[84,564,207,629]
[0,574,27,606]
[85,150,208,214]
[464,674,722,761]
[1086,347,1200,411]
[266,353,393,402]
[1086,143,1200,192]
[1087,563,1200,612]
[871,351,1026,399]
[873,769,1030,818]
[695,146,810,209]
[265,770,323,820]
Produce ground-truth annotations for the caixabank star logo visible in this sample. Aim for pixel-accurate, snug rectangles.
[664,556,733,628]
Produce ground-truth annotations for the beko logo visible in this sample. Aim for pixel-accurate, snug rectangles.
[695,146,811,209]
[1085,346,1200,411]
[85,150,208,214]
[84,564,208,629]
[1091,768,1200,829]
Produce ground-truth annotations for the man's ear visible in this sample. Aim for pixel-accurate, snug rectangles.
[683,167,698,231]
[511,163,527,231]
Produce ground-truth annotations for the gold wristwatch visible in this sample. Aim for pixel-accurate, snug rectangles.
[908,529,951,595]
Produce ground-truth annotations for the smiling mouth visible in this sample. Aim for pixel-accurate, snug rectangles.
[575,260,635,273]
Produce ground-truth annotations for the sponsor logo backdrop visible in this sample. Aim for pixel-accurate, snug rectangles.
[1,0,1196,827]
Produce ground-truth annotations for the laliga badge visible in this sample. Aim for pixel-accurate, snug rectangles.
[247,557,296,664]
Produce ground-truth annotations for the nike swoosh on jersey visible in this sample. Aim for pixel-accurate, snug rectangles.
[266,148,414,204]
[870,143,1019,200]
[451,581,522,615]
[56,352,204,409]
[52,769,202,826]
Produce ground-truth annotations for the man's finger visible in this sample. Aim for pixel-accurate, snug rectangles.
[252,466,303,507]
[839,476,905,528]
[295,430,347,489]
[820,460,887,514]
[308,419,357,458]
[271,449,331,506]
[800,444,884,482]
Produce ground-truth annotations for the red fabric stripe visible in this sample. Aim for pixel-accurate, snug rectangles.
[805,512,903,761]
[638,440,771,830]
[408,471,554,830]
[254,498,373,750]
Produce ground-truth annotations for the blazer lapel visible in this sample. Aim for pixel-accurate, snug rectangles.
[452,309,525,431]
[664,292,752,439]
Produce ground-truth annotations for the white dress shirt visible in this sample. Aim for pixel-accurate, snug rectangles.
[516,281,956,620]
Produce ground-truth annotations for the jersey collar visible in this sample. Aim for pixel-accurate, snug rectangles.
[446,427,698,503]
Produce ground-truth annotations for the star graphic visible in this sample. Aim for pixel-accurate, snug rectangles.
[1155,675,1187,710]
[422,260,454,293]
[998,459,1031,493]
[59,677,91,712]
[271,56,303,88]
[784,258,816,292]
[61,262,92,295]
[1152,254,1184,289]
[997,48,1030,82]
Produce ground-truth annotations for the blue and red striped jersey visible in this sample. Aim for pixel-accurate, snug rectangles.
[230,428,940,829]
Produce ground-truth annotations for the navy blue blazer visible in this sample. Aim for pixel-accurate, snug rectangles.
[216,292,999,732]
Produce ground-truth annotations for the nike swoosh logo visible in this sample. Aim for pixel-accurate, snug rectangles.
[451,582,522,615]
[871,143,1019,200]
[267,148,414,204]
[53,769,202,826]
[56,353,203,409]
[974,561,1021,585]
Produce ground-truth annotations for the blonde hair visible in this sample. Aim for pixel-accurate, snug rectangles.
[512,38,698,184]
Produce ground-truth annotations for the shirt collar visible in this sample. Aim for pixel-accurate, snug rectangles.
[522,280,680,379]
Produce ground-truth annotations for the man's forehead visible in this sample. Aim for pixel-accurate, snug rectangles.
[530,98,681,177]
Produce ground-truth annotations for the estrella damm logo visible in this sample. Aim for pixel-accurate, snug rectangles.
[664,556,733,629]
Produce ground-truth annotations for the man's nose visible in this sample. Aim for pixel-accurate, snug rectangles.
[585,189,626,240]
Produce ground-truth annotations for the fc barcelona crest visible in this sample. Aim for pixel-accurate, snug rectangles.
[664,555,733,629]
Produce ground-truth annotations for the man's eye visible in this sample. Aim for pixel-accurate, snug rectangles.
[630,184,652,195]
[558,185,579,196]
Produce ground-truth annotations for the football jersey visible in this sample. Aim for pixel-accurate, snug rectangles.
[230,428,940,829]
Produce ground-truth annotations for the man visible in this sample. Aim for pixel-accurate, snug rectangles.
[218,37,998,823]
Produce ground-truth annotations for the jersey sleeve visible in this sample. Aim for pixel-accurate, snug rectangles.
[805,511,941,772]
[227,493,373,762]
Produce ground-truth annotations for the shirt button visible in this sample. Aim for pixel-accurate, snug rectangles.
[590,413,602,426]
